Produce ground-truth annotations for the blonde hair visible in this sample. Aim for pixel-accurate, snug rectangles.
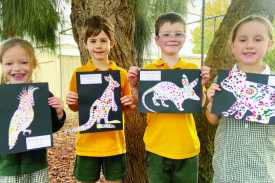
[0,38,38,82]
[230,15,274,43]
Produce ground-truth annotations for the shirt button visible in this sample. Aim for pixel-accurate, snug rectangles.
[245,124,248,129]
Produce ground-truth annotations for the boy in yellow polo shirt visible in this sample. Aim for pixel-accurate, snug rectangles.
[66,16,135,183]
[128,12,211,183]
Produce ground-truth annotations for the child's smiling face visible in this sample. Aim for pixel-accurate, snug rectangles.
[155,22,186,56]
[231,21,274,66]
[83,30,115,62]
[1,46,35,84]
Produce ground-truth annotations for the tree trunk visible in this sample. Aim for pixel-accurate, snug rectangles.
[196,0,275,182]
[70,0,148,182]
[205,0,275,78]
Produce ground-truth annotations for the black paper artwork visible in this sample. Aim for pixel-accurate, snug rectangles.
[211,69,275,125]
[0,83,53,155]
[65,70,123,134]
[138,69,202,113]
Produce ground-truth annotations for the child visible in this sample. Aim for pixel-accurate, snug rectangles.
[206,15,275,182]
[128,12,211,183]
[66,16,135,183]
[0,38,66,182]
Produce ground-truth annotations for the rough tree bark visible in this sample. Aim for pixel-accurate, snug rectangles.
[196,0,275,182]
[70,0,148,182]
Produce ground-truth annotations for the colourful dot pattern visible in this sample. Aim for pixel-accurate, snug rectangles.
[142,74,200,113]
[220,70,275,124]
[65,75,122,133]
[9,85,39,150]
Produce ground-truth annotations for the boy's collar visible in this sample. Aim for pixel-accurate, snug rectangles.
[86,59,118,71]
[154,58,187,69]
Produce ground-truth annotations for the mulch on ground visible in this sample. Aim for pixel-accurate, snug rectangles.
[47,109,104,183]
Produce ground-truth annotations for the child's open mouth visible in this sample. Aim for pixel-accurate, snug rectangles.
[12,73,25,80]
[243,52,255,56]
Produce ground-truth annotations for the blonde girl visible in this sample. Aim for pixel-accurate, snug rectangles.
[0,38,66,183]
[206,15,275,182]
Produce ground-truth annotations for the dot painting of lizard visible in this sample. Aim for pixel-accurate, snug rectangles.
[220,70,275,124]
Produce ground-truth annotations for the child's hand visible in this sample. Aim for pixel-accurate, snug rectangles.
[200,66,211,86]
[66,91,78,105]
[207,83,221,103]
[128,66,140,89]
[121,95,136,109]
[49,97,64,120]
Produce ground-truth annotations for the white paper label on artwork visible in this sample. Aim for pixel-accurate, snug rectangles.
[268,76,275,86]
[80,74,102,84]
[140,71,161,81]
[26,135,51,150]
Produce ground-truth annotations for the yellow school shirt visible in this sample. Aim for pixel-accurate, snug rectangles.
[143,58,200,159]
[69,60,130,157]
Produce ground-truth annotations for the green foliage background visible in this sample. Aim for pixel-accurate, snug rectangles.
[190,0,231,54]
[0,0,67,51]
[131,0,189,67]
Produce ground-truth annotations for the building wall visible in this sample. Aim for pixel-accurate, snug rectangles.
[61,55,82,105]
[35,49,82,106]
[35,50,59,98]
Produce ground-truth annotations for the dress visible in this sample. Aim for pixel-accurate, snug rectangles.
[212,63,275,183]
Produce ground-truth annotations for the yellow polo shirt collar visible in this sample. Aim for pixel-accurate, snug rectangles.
[86,59,118,71]
[154,58,187,69]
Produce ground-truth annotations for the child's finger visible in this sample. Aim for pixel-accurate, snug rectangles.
[200,71,210,76]
[67,101,76,105]
[129,104,136,109]
[123,101,134,106]
[67,95,78,100]
[49,101,60,105]
[66,98,77,104]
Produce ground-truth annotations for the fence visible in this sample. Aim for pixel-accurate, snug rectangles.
[2,0,272,107]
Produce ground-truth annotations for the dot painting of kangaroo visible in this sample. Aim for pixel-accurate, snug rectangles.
[220,70,275,124]
[142,74,200,113]
[65,75,121,133]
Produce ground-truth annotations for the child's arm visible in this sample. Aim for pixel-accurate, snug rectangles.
[206,83,221,124]
[48,92,66,133]
[66,91,79,112]
[127,66,140,104]
[200,66,211,106]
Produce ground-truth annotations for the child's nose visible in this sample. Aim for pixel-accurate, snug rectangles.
[169,34,176,41]
[95,41,102,48]
[246,40,254,48]
[13,63,21,71]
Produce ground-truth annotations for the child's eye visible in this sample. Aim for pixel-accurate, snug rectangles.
[240,39,246,42]
[4,63,12,65]
[163,34,170,37]
[255,38,262,42]
[22,61,28,64]
[175,33,184,37]
[90,40,96,43]
[101,40,107,43]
